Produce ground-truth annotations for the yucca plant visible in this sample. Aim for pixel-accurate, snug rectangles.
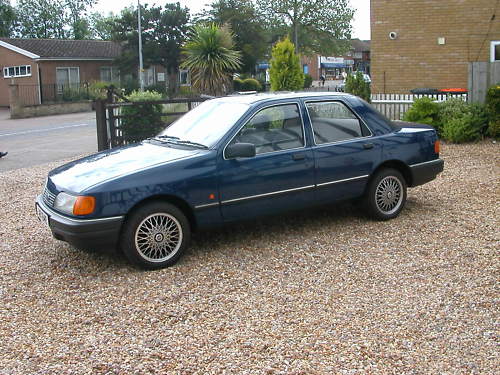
[181,23,242,96]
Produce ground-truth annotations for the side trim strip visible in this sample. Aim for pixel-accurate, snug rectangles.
[316,174,369,187]
[194,202,220,209]
[221,185,316,204]
[409,159,441,168]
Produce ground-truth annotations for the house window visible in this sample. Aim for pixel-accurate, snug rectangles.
[56,67,80,94]
[100,66,120,83]
[179,69,190,86]
[3,65,31,78]
[491,41,500,62]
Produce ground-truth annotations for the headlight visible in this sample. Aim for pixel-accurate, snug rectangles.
[54,192,77,214]
[54,193,95,216]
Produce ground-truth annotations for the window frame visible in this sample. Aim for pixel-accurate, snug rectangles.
[100,66,120,83]
[490,41,500,62]
[3,64,32,78]
[304,99,373,147]
[179,69,190,86]
[56,67,80,93]
[223,101,307,160]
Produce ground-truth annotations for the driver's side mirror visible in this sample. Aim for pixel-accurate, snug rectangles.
[225,143,256,159]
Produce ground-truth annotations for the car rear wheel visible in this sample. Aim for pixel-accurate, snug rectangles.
[120,202,190,269]
[364,168,407,220]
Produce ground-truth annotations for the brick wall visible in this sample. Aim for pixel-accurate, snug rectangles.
[371,0,500,93]
[0,47,38,106]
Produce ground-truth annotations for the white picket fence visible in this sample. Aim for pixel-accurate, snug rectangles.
[371,93,468,120]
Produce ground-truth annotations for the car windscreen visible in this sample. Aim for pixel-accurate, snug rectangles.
[158,100,250,148]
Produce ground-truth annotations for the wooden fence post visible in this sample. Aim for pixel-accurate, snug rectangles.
[95,99,108,151]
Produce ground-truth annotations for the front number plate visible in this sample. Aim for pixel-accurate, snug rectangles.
[36,204,50,229]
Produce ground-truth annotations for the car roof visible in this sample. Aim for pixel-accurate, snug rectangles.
[213,92,355,105]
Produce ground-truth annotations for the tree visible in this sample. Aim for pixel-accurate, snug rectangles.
[256,0,354,55]
[181,24,242,96]
[88,12,117,40]
[345,71,370,102]
[269,37,304,91]
[15,0,96,39]
[198,0,268,74]
[0,0,16,37]
[111,3,190,91]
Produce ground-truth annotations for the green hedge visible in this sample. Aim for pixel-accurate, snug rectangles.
[485,84,500,138]
[120,90,164,143]
[345,71,370,102]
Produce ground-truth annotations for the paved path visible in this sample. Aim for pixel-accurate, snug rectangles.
[0,109,97,172]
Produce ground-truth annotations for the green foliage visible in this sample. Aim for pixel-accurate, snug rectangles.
[181,23,242,96]
[437,98,488,142]
[61,86,89,102]
[303,74,313,89]
[403,97,440,126]
[269,38,304,91]
[88,81,109,100]
[241,78,262,91]
[0,0,17,37]
[15,0,96,39]
[344,71,370,102]
[199,0,268,74]
[146,83,168,97]
[233,78,244,91]
[120,90,164,143]
[256,0,354,55]
[485,84,500,138]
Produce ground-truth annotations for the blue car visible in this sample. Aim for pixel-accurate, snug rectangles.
[36,93,443,269]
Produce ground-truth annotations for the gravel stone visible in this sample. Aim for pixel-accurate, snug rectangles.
[0,141,498,374]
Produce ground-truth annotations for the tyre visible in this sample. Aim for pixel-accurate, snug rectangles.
[364,168,407,220]
[120,201,191,269]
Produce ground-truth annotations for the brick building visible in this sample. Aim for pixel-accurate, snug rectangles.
[371,0,500,93]
[0,38,168,107]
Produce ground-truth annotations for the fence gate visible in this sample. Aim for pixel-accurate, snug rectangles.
[95,89,208,151]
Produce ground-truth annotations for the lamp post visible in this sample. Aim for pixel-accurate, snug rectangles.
[138,0,144,91]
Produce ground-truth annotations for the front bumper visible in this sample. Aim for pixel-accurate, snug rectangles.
[35,195,124,249]
[409,158,444,187]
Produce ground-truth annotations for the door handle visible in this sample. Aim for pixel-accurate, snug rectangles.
[363,143,374,150]
[292,153,306,161]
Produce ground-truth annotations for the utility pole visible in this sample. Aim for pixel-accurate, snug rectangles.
[138,0,144,91]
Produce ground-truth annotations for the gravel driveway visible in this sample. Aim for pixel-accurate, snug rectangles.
[0,142,498,374]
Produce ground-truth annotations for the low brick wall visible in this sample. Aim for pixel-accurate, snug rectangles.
[10,101,93,119]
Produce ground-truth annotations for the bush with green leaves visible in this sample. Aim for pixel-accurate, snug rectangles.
[303,74,313,88]
[438,98,488,142]
[241,78,262,91]
[403,97,440,126]
[120,90,164,143]
[146,83,168,97]
[61,87,89,102]
[88,81,109,100]
[269,38,304,91]
[233,78,244,91]
[485,84,500,138]
[345,72,370,102]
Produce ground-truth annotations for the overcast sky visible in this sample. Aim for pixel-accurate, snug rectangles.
[94,0,371,40]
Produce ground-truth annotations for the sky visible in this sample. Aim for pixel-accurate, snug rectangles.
[93,0,371,40]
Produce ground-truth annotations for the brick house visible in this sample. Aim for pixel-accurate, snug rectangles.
[371,0,500,93]
[0,38,168,107]
[301,39,371,81]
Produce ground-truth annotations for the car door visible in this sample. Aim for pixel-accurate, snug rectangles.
[218,102,315,222]
[304,99,381,203]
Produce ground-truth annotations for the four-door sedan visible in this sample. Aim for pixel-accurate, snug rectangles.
[36,92,444,269]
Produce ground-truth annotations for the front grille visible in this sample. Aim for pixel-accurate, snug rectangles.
[43,186,56,207]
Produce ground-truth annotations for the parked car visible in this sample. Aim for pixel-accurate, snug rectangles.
[36,93,443,269]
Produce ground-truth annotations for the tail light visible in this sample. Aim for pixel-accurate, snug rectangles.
[434,140,440,154]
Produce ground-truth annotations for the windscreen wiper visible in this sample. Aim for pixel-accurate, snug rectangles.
[175,140,208,149]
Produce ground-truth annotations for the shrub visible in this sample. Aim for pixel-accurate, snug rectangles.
[442,115,479,143]
[61,87,88,102]
[233,78,244,91]
[146,83,167,97]
[485,84,500,138]
[269,37,304,91]
[303,73,313,89]
[120,90,164,143]
[403,97,440,126]
[344,71,370,102]
[437,98,488,142]
[241,78,262,91]
[88,81,109,100]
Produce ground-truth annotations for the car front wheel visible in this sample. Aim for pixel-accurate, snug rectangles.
[364,168,407,220]
[120,202,191,269]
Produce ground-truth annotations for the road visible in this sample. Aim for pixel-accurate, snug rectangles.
[0,109,97,172]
